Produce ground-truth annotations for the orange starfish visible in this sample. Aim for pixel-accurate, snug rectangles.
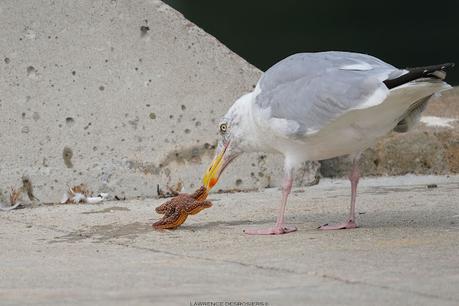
[153,186,212,229]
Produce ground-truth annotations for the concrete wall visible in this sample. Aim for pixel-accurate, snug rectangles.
[2,0,456,203]
[1,0,313,203]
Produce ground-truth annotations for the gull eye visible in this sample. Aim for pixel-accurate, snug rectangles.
[219,123,228,134]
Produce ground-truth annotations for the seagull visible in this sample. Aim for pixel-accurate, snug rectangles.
[202,51,454,235]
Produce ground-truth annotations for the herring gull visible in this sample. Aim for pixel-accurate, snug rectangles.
[203,51,454,235]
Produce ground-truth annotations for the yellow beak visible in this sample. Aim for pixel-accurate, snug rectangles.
[202,149,225,190]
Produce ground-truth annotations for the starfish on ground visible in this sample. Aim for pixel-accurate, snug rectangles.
[153,186,212,230]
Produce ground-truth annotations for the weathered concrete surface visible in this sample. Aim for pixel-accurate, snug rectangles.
[321,87,459,177]
[1,0,312,203]
[1,175,459,306]
[1,0,457,203]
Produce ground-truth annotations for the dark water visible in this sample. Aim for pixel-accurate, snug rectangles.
[164,0,459,85]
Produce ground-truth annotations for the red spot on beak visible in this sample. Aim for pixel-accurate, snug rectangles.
[209,177,218,189]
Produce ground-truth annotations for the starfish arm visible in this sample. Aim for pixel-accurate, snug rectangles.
[155,199,174,214]
[191,186,208,201]
[153,209,188,229]
[187,200,213,215]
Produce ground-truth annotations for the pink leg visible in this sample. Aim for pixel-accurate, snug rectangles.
[319,159,360,230]
[244,170,297,235]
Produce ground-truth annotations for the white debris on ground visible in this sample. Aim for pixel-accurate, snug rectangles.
[420,116,457,128]
[2,183,110,210]
[0,202,22,211]
[61,184,109,204]
[0,187,23,211]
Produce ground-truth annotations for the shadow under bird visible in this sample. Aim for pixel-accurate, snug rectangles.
[202,51,454,235]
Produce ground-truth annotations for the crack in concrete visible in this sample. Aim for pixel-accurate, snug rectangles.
[2,215,458,303]
[113,242,459,303]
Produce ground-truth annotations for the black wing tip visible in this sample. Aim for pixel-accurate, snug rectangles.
[384,62,455,89]
[406,62,455,72]
[434,62,455,71]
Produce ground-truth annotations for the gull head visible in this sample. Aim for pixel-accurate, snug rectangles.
[202,93,255,190]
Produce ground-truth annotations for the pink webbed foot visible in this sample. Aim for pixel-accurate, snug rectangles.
[243,225,297,235]
[319,220,358,230]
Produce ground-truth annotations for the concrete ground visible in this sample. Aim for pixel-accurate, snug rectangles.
[1,175,458,306]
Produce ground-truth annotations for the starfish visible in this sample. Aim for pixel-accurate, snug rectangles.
[153,186,212,229]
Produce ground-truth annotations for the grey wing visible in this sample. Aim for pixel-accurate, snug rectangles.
[253,52,405,138]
